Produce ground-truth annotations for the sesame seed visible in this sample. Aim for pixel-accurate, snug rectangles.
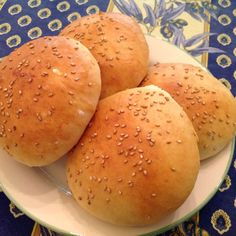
[46,63,51,69]
[117,178,123,182]
[151,193,156,197]
[41,72,48,77]
[139,154,144,159]
[138,149,143,153]
[68,91,74,96]
[147,160,152,164]
[136,126,141,132]
[128,181,134,187]
[48,92,54,97]
[36,113,42,121]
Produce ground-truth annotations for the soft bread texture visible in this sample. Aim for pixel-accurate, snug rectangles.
[67,85,200,226]
[60,12,149,98]
[0,36,101,167]
[141,63,236,160]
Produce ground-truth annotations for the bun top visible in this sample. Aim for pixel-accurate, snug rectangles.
[141,63,236,159]
[0,36,101,166]
[67,85,200,226]
[60,12,149,98]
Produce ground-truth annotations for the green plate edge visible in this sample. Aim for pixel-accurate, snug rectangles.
[0,36,235,236]
[1,138,234,236]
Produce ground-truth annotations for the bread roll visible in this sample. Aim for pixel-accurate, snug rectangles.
[67,85,200,226]
[60,12,149,98]
[0,36,101,166]
[141,63,236,160]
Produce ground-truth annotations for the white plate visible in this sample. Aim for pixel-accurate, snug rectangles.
[0,36,234,236]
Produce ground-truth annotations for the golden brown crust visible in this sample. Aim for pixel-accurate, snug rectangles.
[67,85,200,226]
[0,36,101,166]
[141,63,236,159]
[60,12,149,98]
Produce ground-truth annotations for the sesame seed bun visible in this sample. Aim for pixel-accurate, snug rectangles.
[141,63,236,160]
[60,12,149,98]
[67,85,200,226]
[0,36,101,167]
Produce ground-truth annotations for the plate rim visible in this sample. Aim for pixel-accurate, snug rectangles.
[0,36,235,236]
[1,140,234,236]
[142,139,235,236]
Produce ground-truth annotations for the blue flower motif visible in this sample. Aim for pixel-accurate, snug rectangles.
[143,3,156,26]
[218,0,231,8]
[219,175,231,191]
[112,0,222,57]
[217,54,232,68]
[211,209,232,234]
[217,33,232,46]
[9,202,24,218]
[218,14,231,26]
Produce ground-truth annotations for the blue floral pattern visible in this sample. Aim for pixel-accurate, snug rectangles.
[113,0,224,56]
[0,0,235,235]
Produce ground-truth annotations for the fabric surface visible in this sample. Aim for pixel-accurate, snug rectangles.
[0,0,235,235]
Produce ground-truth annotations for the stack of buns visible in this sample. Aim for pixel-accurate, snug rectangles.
[60,13,149,98]
[0,12,235,226]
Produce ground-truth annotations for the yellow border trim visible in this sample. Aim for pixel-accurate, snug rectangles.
[0,0,7,11]
[31,223,40,236]
[201,18,210,67]
[201,0,212,67]
[107,0,114,12]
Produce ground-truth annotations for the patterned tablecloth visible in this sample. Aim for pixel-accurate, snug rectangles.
[0,0,235,235]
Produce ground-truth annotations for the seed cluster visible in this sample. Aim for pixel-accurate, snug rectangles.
[143,63,236,154]
[68,87,188,209]
[59,13,149,99]
[0,36,97,161]
[60,14,132,68]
